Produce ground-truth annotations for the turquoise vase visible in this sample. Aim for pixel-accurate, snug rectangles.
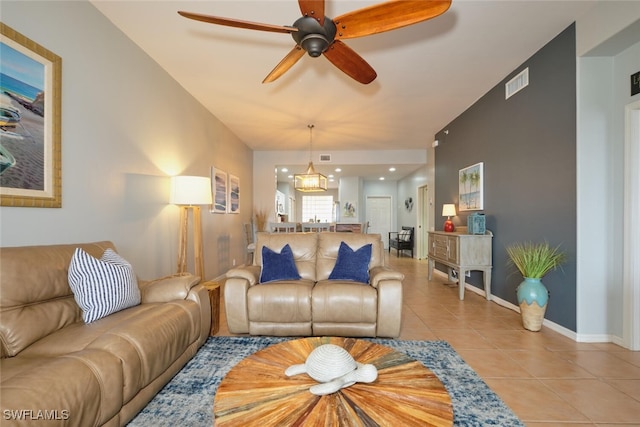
[516,277,549,332]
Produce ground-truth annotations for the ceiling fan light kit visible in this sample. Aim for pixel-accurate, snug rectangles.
[179,0,451,84]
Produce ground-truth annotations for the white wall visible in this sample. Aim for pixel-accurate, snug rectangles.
[0,2,253,281]
[576,6,640,341]
[338,176,363,224]
[396,165,429,230]
[615,41,640,347]
[394,165,430,257]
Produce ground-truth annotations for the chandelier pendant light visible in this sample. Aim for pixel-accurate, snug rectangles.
[295,124,327,192]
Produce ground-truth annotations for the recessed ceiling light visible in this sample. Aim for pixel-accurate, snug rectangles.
[389,167,396,172]
[379,177,385,181]
[335,168,342,172]
[287,175,293,179]
[281,167,288,172]
[328,174,334,178]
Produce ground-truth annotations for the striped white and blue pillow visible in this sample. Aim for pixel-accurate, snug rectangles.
[68,248,141,323]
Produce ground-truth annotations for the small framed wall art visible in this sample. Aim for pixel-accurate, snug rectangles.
[227,174,239,214]
[343,201,356,218]
[459,162,484,211]
[210,167,227,214]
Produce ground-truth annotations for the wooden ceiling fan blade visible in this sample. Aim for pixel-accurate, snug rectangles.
[178,11,297,34]
[323,40,377,84]
[298,0,325,26]
[333,0,451,40]
[263,46,306,83]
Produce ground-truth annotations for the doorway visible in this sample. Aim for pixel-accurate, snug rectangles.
[366,196,392,249]
[287,196,295,223]
[417,185,429,259]
[623,100,640,350]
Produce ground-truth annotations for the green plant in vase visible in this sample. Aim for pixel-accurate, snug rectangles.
[506,241,566,332]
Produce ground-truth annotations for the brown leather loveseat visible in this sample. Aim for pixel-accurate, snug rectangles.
[224,232,404,338]
[0,241,211,426]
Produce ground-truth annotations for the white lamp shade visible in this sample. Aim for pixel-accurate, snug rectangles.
[442,204,456,217]
[170,175,213,205]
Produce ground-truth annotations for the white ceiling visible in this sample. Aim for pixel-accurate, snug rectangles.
[91,0,597,180]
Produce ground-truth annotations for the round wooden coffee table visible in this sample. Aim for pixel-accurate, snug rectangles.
[214,337,453,426]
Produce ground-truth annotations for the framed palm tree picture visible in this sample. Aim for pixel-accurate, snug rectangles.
[459,162,483,211]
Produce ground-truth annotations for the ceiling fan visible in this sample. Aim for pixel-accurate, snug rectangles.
[178,0,451,84]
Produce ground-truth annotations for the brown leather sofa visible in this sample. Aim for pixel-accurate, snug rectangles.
[224,232,404,338]
[0,241,211,427]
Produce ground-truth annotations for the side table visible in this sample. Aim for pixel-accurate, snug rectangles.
[201,281,220,336]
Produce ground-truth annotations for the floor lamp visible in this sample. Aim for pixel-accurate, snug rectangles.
[170,175,212,281]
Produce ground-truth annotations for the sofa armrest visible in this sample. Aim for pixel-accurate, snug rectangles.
[369,267,404,337]
[369,266,404,288]
[223,265,261,334]
[139,273,200,303]
[376,279,403,337]
[226,265,261,286]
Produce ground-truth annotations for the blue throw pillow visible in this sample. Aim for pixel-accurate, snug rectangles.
[260,244,301,283]
[329,241,372,283]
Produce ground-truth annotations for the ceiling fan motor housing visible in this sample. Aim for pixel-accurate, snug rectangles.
[292,16,337,57]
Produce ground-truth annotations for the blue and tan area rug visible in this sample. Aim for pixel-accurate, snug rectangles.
[128,336,524,426]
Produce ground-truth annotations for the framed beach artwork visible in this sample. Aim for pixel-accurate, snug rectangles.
[0,23,62,207]
[459,162,484,211]
[228,174,239,214]
[210,167,227,214]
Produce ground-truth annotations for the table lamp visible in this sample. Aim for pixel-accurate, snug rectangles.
[442,204,456,232]
[170,175,212,281]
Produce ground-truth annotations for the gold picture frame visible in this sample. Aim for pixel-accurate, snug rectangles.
[1,23,62,207]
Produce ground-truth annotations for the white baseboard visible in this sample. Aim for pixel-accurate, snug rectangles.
[575,333,624,346]
[431,269,582,342]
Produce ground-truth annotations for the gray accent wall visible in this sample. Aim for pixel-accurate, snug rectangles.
[434,24,577,331]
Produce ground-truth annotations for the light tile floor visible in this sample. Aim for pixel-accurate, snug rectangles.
[217,254,640,426]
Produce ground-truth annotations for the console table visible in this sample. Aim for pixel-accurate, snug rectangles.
[427,228,493,301]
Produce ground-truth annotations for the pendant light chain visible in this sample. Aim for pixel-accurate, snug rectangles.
[308,124,314,164]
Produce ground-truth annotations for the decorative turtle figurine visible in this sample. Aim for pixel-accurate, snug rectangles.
[284,344,378,395]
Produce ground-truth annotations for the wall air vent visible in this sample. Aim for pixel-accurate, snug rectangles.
[505,67,529,99]
[319,154,332,162]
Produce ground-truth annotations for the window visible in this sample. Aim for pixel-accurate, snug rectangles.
[301,195,334,223]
